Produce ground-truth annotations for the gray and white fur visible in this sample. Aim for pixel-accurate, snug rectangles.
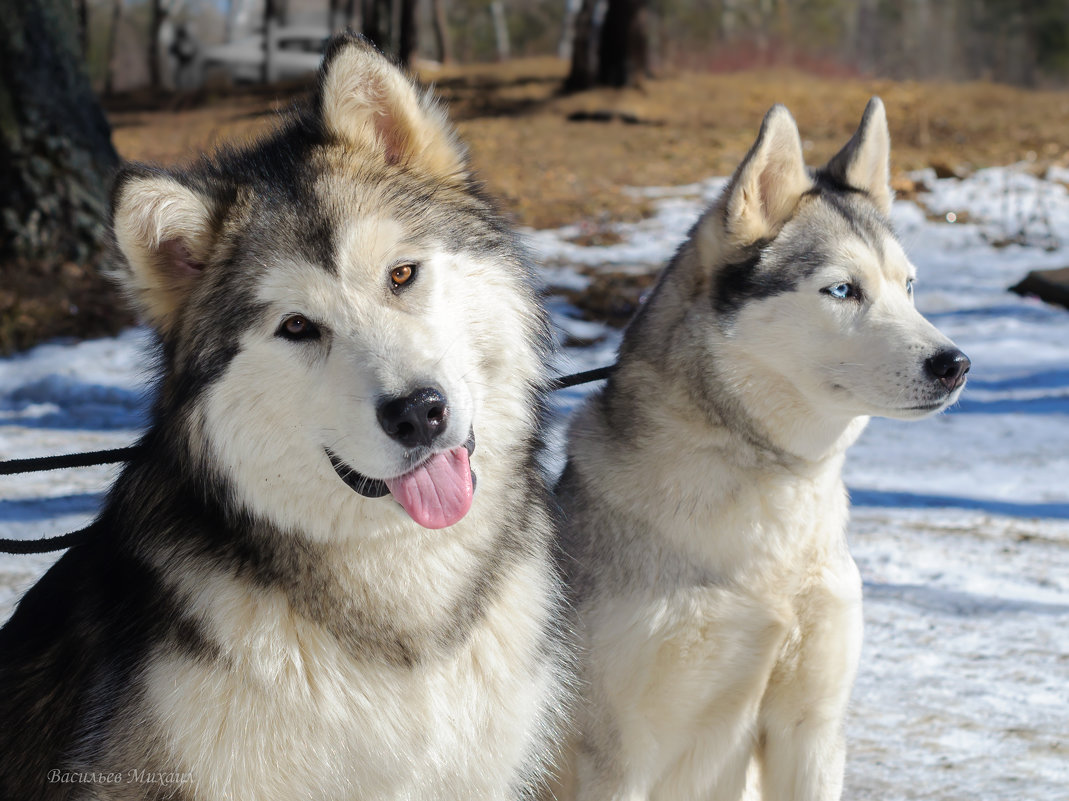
[554,99,969,801]
[0,34,569,801]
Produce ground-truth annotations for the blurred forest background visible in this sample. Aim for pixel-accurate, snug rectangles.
[3,0,1069,352]
[75,0,1069,91]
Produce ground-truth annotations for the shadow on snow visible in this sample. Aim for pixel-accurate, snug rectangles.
[849,488,1069,520]
[951,395,1069,415]
[0,377,151,431]
[964,367,1069,392]
[0,493,105,524]
[863,581,1069,617]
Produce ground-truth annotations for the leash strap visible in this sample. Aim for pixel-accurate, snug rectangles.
[0,365,614,554]
[0,447,141,475]
[0,530,94,554]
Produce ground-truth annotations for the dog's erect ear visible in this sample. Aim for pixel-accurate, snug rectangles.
[824,97,892,215]
[721,104,811,245]
[316,33,468,182]
[110,165,218,336]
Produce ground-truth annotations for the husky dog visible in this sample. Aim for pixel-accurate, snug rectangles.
[0,34,567,801]
[555,99,969,801]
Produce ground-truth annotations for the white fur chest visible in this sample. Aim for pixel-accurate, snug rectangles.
[598,440,851,587]
[690,468,851,586]
[142,557,555,801]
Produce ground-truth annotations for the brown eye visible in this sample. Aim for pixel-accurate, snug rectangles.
[277,315,321,341]
[390,263,417,291]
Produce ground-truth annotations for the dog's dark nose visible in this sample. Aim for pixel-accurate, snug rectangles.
[377,387,449,448]
[925,348,971,391]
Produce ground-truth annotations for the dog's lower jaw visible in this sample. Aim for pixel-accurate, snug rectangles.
[641,360,869,467]
[325,428,477,498]
[325,449,391,497]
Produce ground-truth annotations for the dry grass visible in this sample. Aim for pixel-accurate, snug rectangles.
[112,59,1069,229]
[8,59,1068,352]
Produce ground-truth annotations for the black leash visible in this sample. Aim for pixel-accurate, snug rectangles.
[0,446,142,476]
[548,364,614,391]
[0,365,614,555]
[0,530,95,554]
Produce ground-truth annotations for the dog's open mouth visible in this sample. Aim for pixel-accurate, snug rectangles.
[325,432,476,529]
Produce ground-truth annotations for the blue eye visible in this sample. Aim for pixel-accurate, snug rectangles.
[906,278,915,297]
[823,282,859,300]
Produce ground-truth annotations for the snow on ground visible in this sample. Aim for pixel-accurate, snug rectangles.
[2,166,1067,798]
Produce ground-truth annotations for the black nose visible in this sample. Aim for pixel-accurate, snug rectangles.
[377,387,449,448]
[925,348,971,391]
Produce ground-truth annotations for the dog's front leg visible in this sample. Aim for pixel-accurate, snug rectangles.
[756,559,863,801]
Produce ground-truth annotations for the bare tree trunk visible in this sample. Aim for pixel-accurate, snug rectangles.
[262,0,278,83]
[597,0,647,87]
[431,0,450,64]
[148,0,162,89]
[629,1,649,78]
[0,0,124,351]
[390,0,403,56]
[362,0,387,53]
[362,0,416,66]
[74,0,88,55]
[328,0,344,34]
[398,0,418,68]
[104,0,124,97]
[490,1,510,61]
[558,0,582,59]
[564,0,598,91]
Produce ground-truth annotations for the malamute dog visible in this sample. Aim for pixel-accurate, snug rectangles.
[555,99,969,800]
[0,34,567,801]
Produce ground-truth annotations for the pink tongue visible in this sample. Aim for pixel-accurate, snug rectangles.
[384,447,473,529]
